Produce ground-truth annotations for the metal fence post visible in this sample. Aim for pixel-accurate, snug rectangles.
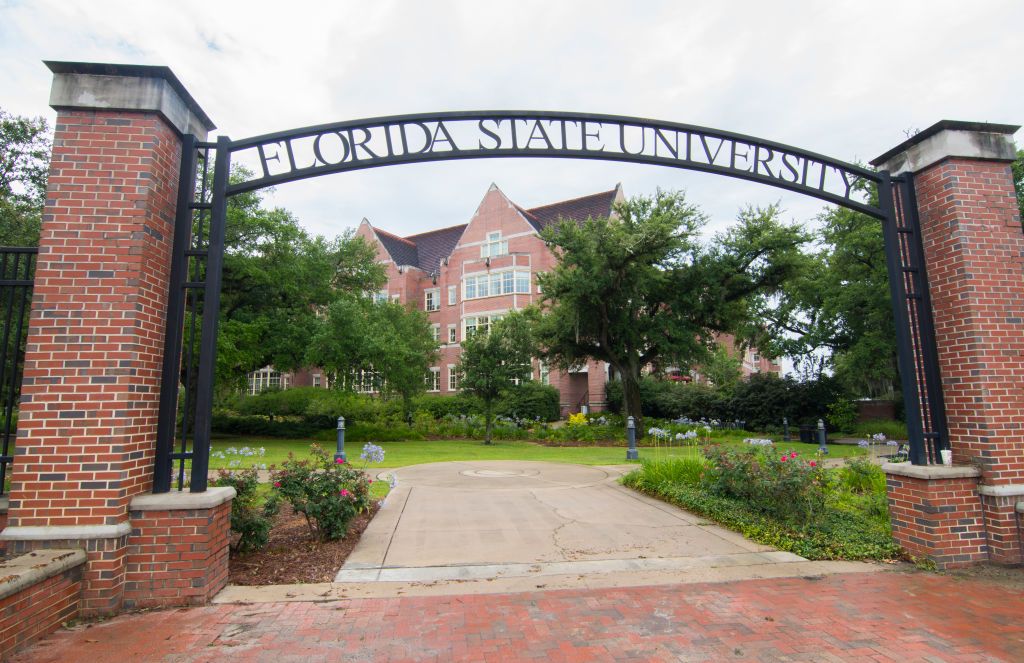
[783,417,789,441]
[335,416,347,463]
[817,418,829,455]
[626,416,638,460]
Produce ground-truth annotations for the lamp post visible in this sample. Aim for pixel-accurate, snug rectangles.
[817,418,829,455]
[335,416,347,463]
[783,417,790,442]
[626,416,638,461]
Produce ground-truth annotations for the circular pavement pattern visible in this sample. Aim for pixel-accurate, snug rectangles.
[383,460,613,491]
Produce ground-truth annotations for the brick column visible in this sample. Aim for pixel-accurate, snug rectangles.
[873,120,1023,567]
[0,62,215,614]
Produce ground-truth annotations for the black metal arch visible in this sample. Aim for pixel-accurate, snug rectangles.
[154,114,947,493]
[224,111,885,219]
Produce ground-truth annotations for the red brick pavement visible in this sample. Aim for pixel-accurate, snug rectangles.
[12,571,1024,662]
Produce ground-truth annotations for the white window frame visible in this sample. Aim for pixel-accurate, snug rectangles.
[426,367,441,392]
[313,374,322,388]
[463,313,504,338]
[447,364,458,392]
[424,288,440,312]
[481,231,508,258]
[462,269,531,300]
[447,285,457,306]
[431,323,441,343]
[447,324,457,344]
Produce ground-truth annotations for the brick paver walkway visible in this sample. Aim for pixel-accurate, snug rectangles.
[14,571,1024,662]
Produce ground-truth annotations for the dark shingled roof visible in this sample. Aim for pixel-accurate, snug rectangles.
[524,188,618,231]
[405,224,467,273]
[372,186,617,272]
[375,228,419,268]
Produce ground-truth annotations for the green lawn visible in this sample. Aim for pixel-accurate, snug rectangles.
[209,435,868,471]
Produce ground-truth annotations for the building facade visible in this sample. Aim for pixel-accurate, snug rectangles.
[356,184,622,415]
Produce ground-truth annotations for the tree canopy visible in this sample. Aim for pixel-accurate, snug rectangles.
[0,108,51,246]
[533,190,806,431]
[457,311,535,443]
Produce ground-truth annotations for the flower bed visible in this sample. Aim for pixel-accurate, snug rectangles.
[622,442,900,561]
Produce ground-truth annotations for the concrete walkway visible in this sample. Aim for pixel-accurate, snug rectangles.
[342,461,802,581]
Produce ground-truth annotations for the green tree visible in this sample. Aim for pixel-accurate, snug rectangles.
[308,297,438,420]
[701,345,743,393]
[213,168,385,389]
[534,191,805,432]
[744,190,897,397]
[1013,149,1024,220]
[0,108,51,246]
[457,312,534,444]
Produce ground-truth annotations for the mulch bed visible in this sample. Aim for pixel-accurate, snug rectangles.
[227,501,381,585]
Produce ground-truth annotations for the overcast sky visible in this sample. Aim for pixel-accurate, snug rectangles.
[2,0,1021,240]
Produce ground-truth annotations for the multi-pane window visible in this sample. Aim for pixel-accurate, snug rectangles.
[539,362,550,386]
[448,365,458,392]
[352,369,383,393]
[464,314,503,338]
[373,290,389,304]
[447,324,457,343]
[431,324,441,343]
[447,285,457,305]
[425,288,440,311]
[463,270,530,299]
[247,367,287,395]
[481,231,508,258]
[426,367,441,392]
[313,374,322,388]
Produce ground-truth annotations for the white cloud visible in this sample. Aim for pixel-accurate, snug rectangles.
[1,0,1021,240]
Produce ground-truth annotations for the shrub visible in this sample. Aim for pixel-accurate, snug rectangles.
[839,456,887,495]
[271,444,374,541]
[414,393,482,419]
[495,382,560,422]
[848,419,907,440]
[826,399,858,433]
[702,444,827,526]
[213,466,280,553]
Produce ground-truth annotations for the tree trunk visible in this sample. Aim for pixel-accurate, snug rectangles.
[622,373,644,437]
[484,399,493,445]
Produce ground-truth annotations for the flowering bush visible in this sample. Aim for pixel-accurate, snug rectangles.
[702,444,828,526]
[213,466,280,553]
[270,444,374,541]
[567,412,588,427]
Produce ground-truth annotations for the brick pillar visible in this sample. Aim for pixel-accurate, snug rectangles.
[873,120,1023,567]
[0,62,215,614]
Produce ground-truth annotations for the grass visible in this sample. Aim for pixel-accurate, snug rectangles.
[622,457,900,561]
[207,435,868,471]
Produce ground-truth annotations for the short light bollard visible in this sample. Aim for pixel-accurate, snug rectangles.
[783,417,790,442]
[626,416,639,461]
[335,416,347,463]
[817,418,829,455]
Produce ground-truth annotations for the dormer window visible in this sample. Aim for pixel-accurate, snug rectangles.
[481,231,508,258]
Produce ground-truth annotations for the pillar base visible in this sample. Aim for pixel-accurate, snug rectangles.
[883,463,989,569]
[124,487,234,610]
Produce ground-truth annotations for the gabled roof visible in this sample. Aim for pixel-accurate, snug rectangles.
[369,185,619,272]
[374,228,419,268]
[405,224,467,273]
[524,187,619,231]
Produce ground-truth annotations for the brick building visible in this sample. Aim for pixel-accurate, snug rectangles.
[352,184,778,415]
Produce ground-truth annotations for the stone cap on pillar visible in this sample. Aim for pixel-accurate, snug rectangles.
[44,60,216,140]
[871,120,1019,176]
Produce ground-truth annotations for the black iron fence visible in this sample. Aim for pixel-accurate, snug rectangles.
[0,247,37,496]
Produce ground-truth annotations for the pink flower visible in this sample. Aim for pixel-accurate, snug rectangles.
[339,489,350,497]
[809,461,817,467]
[273,481,281,488]
[790,452,798,459]
[336,457,345,464]
[368,479,374,484]
[780,456,788,462]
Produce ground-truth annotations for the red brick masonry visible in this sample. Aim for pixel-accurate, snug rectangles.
[0,549,86,661]
[124,488,234,610]
[12,572,1024,662]
[884,465,987,568]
